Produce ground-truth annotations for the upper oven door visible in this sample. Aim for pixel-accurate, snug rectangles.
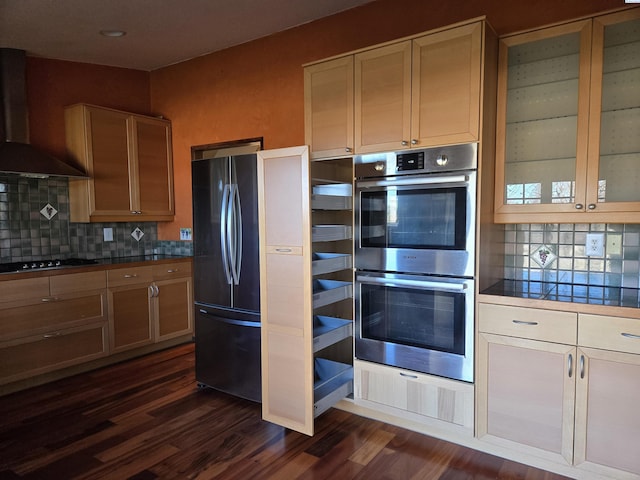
[355,171,476,277]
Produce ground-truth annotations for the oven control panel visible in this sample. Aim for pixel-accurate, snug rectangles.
[354,142,477,179]
[396,151,424,171]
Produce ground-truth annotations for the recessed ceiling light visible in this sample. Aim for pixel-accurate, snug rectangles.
[100,30,126,37]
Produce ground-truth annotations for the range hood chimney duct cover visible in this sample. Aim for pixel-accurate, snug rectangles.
[0,48,88,178]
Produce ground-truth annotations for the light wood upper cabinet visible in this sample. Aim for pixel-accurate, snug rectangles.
[355,41,412,153]
[307,18,490,158]
[354,20,484,153]
[304,57,354,160]
[494,9,640,223]
[65,104,175,222]
[411,21,482,148]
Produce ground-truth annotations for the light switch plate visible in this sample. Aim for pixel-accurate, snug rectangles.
[103,227,113,242]
[586,233,604,256]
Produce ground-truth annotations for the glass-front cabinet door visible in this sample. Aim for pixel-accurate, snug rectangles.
[494,8,640,223]
[586,9,640,216]
[494,20,592,223]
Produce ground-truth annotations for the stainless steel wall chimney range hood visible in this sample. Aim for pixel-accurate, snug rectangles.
[0,48,88,178]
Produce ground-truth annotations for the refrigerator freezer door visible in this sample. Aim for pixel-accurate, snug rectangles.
[195,304,261,402]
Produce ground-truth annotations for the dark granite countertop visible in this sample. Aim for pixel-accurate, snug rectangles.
[481,279,640,309]
[0,254,192,279]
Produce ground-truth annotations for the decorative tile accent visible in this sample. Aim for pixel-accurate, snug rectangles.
[531,244,557,269]
[505,224,640,287]
[131,227,145,242]
[40,203,57,220]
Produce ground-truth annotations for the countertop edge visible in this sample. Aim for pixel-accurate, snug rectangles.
[477,293,640,319]
[0,256,193,281]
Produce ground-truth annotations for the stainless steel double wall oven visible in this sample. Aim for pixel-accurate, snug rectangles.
[354,143,477,382]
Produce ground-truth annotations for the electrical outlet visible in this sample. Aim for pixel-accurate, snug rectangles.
[586,233,604,256]
[103,227,113,242]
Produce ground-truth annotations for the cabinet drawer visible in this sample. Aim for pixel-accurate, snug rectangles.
[0,323,108,385]
[0,277,50,303]
[479,303,577,344]
[579,314,640,355]
[107,266,153,287]
[0,291,107,341]
[355,360,474,429]
[152,261,191,280]
[50,271,106,295]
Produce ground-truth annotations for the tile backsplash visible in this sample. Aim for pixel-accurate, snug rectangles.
[0,175,192,263]
[504,223,640,288]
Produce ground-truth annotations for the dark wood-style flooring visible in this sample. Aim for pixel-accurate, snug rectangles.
[0,344,570,479]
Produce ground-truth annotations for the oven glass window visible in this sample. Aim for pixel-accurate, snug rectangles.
[360,186,466,249]
[360,282,465,354]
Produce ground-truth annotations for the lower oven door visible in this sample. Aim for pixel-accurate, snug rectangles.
[355,271,474,382]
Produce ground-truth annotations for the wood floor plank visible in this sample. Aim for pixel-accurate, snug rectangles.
[0,343,572,480]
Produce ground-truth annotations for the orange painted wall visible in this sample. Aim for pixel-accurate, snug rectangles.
[151,0,621,240]
[26,58,150,161]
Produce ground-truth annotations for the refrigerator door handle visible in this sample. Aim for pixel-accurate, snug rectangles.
[220,184,233,285]
[229,183,243,285]
[198,309,259,328]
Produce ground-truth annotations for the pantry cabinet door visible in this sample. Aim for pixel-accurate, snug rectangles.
[257,146,314,435]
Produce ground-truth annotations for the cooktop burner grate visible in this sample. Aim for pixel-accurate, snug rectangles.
[0,258,99,273]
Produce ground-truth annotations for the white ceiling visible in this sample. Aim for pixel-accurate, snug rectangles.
[0,0,374,71]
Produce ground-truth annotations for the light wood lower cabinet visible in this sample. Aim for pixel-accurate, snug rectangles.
[0,271,108,385]
[477,302,640,479]
[0,259,193,390]
[0,324,108,385]
[108,260,194,352]
[151,261,193,342]
[108,266,155,353]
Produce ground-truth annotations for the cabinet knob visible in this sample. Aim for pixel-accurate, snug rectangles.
[575,204,584,210]
[411,139,418,145]
[401,140,408,146]
[345,147,352,153]
[130,211,142,215]
[587,203,596,210]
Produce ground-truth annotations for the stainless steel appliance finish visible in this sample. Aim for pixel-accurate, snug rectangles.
[0,49,88,178]
[353,144,478,382]
[355,271,475,382]
[192,148,262,402]
[354,143,477,278]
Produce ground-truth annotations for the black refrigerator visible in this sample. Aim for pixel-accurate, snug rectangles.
[192,153,261,402]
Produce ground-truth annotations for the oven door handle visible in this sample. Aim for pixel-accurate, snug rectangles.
[356,174,469,189]
[358,276,468,291]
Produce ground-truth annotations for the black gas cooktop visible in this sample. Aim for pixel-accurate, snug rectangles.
[0,258,99,274]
